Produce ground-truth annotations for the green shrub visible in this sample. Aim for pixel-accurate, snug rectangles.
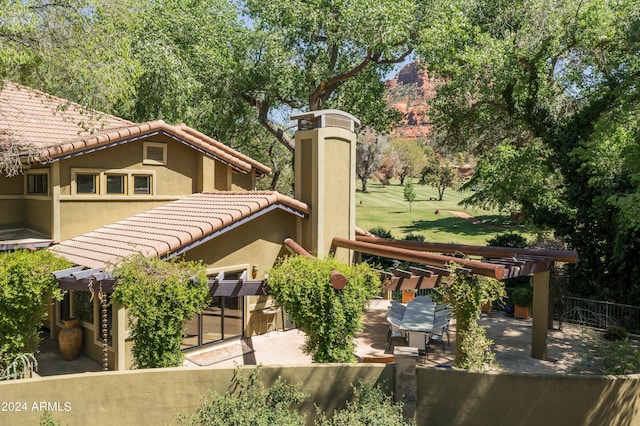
[604,325,628,341]
[110,255,210,368]
[574,328,640,375]
[368,227,394,239]
[486,233,528,248]
[403,233,425,241]
[315,380,414,426]
[178,367,307,426]
[267,256,381,363]
[0,250,71,362]
[511,287,533,307]
[179,369,412,426]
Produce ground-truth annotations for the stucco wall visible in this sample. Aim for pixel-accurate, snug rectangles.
[185,208,297,275]
[0,365,637,426]
[0,198,24,228]
[415,367,640,425]
[23,198,51,235]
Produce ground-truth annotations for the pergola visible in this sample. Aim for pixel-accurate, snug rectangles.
[53,234,577,361]
[330,234,578,360]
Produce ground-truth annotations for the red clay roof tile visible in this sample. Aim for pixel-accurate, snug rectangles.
[1,82,270,176]
[49,192,308,269]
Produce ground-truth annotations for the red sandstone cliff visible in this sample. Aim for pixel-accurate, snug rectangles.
[386,62,438,139]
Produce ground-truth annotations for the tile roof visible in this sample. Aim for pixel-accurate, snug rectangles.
[0,82,133,156]
[49,191,308,269]
[0,82,271,175]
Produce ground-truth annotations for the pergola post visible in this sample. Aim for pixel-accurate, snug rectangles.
[531,270,550,360]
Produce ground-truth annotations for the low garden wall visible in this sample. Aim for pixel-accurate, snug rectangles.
[0,363,638,425]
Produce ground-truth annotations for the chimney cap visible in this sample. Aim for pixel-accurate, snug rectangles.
[291,109,361,132]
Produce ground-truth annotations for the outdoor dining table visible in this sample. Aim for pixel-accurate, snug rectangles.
[399,298,436,352]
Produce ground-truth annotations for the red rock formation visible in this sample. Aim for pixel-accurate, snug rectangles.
[386,62,438,139]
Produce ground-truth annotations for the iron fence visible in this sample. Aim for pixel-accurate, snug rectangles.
[560,297,640,335]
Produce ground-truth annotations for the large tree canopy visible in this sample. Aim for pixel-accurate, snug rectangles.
[130,0,426,152]
[419,0,640,302]
[0,0,141,114]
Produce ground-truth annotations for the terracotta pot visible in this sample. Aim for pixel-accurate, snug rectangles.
[58,318,83,361]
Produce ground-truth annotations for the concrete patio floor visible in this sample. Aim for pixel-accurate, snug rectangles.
[33,299,588,376]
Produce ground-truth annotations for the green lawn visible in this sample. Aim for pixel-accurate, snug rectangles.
[355,179,530,246]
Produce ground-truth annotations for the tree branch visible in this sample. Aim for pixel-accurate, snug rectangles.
[235,92,295,152]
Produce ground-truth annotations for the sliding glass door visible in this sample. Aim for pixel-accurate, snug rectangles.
[182,296,244,350]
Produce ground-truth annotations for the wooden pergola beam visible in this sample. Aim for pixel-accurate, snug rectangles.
[284,237,348,290]
[331,237,505,280]
[355,235,578,264]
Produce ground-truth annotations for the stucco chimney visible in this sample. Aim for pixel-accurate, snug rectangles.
[292,110,360,262]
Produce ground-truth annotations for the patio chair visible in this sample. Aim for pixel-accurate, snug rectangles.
[405,331,429,355]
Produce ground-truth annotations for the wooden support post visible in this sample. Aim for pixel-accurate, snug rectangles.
[532,270,550,360]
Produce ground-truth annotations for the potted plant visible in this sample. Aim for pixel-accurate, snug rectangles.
[511,287,533,319]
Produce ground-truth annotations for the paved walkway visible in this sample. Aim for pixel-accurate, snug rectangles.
[34,299,589,375]
[195,299,588,373]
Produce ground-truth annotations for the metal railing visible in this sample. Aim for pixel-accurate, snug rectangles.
[560,297,640,335]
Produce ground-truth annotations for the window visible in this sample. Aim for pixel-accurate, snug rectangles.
[106,174,126,194]
[182,269,246,350]
[76,173,98,194]
[72,169,154,196]
[133,175,151,195]
[143,142,167,165]
[27,173,48,195]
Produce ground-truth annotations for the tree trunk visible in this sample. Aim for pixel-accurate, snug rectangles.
[270,170,281,191]
[438,187,445,201]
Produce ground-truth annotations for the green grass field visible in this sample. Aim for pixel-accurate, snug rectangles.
[355,179,529,246]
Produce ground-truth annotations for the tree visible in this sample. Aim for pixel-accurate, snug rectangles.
[130,0,430,154]
[390,139,428,185]
[403,179,416,211]
[459,139,565,215]
[419,156,456,201]
[0,1,142,115]
[110,255,210,369]
[418,0,640,302]
[356,130,386,192]
[375,150,402,186]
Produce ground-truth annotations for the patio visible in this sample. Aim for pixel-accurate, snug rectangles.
[33,299,588,376]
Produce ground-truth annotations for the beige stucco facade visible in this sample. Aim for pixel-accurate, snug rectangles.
[294,126,356,262]
[2,108,360,370]
[0,133,258,242]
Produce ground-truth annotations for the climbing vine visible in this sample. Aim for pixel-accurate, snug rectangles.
[267,255,381,363]
[110,255,210,368]
[0,250,71,369]
[437,268,506,370]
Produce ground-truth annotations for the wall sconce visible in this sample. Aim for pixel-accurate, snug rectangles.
[252,265,259,279]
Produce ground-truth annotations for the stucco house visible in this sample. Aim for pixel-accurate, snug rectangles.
[0,82,359,369]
